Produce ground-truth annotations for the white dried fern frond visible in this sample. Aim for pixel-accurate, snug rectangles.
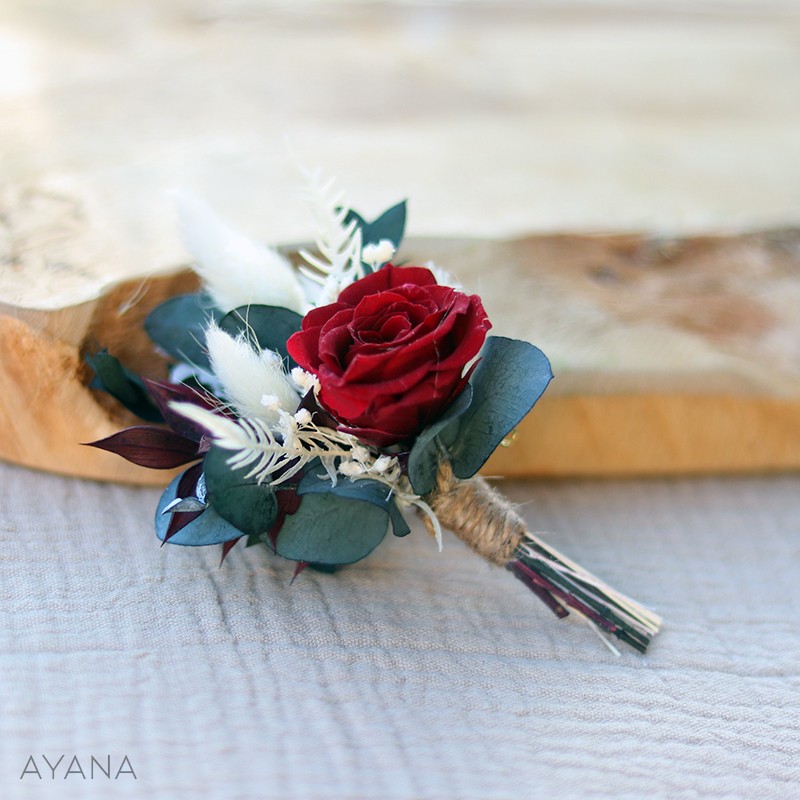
[171,403,359,485]
[175,189,305,314]
[172,400,445,540]
[205,322,300,424]
[298,171,364,305]
[170,403,306,484]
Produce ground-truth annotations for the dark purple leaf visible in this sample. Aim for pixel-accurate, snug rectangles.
[507,558,616,633]
[506,560,568,619]
[266,487,303,549]
[144,379,224,442]
[290,561,309,584]
[220,537,242,566]
[85,426,201,469]
[297,390,338,429]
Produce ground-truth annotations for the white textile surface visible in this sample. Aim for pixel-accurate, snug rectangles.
[1,460,799,799]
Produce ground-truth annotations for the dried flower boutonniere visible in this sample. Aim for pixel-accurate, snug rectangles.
[86,175,661,654]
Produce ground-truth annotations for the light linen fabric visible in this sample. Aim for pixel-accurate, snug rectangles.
[1,460,799,799]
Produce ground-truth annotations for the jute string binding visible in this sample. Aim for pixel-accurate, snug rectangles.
[422,460,523,566]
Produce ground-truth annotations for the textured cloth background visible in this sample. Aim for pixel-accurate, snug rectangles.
[2,460,799,799]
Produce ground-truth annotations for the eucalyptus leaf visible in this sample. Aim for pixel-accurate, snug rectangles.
[344,201,407,271]
[144,293,222,370]
[218,305,303,364]
[361,200,407,249]
[155,469,244,546]
[275,492,389,565]
[298,467,412,538]
[86,350,163,423]
[342,209,367,230]
[388,501,411,537]
[447,336,553,480]
[203,447,278,538]
[298,469,392,508]
[407,384,473,496]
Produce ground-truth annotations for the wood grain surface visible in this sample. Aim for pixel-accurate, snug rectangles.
[4,230,800,483]
[2,0,800,482]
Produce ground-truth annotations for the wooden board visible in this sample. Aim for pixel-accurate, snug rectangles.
[3,230,800,484]
[3,1,800,483]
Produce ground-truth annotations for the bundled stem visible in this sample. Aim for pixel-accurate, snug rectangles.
[423,462,662,654]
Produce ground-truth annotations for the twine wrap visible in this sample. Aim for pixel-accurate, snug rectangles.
[423,461,524,566]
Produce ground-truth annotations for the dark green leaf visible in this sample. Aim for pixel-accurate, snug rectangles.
[203,447,278,538]
[155,469,243,546]
[447,336,552,480]
[86,350,163,422]
[343,209,367,230]
[298,468,391,508]
[299,466,411,538]
[362,200,407,250]
[407,385,473,495]
[306,562,338,574]
[275,492,389,565]
[144,293,222,369]
[388,500,411,537]
[218,305,303,365]
[343,201,407,272]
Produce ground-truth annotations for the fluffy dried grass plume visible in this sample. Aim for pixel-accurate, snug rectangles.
[205,322,300,424]
[175,189,305,314]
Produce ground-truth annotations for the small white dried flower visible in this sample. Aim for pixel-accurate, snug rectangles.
[339,461,367,477]
[291,367,320,395]
[260,394,281,410]
[362,239,396,268]
[294,408,312,426]
[352,445,371,463]
[372,455,393,474]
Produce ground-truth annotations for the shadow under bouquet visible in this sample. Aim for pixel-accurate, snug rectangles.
[87,177,660,654]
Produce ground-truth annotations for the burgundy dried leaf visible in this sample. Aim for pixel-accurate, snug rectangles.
[86,426,201,469]
[290,561,309,585]
[507,560,568,619]
[507,559,616,633]
[144,379,224,442]
[220,537,242,566]
[163,508,203,544]
[266,488,303,549]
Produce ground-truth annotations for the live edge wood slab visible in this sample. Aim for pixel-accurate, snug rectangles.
[2,230,800,485]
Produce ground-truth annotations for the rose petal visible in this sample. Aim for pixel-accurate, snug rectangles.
[337,265,438,306]
[286,264,491,446]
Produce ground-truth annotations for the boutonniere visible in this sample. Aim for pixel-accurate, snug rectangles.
[86,174,660,654]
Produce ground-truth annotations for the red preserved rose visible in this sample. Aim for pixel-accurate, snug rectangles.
[287,265,491,447]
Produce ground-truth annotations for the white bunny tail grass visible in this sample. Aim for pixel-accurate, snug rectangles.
[205,322,300,424]
[175,189,305,314]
